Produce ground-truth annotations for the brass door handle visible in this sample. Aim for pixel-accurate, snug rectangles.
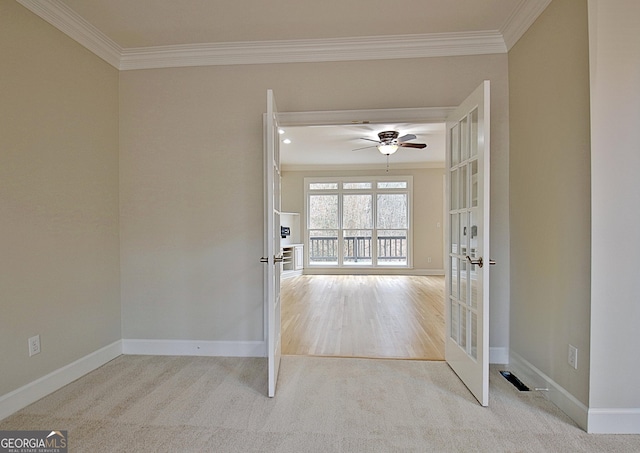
[465,256,496,268]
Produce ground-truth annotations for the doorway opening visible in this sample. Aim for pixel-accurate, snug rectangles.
[276,109,451,361]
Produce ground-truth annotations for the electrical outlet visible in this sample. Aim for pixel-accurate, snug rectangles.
[568,344,578,369]
[28,335,41,357]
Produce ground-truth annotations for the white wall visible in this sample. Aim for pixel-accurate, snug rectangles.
[119,54,511,353]
[588,0,640,433]
[280,213,301,246]
[0,1,121,398]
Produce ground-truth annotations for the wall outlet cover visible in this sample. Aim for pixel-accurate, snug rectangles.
[28,335,41,357]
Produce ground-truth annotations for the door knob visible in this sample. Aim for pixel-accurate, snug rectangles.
[274,255,284,263]
[465,256,496,268]
[260,257,269,263]
[466,256,483,267]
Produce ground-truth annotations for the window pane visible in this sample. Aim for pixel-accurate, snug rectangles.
[343,229,372,265]
[461,115,470,161]
[343,194,372,229]
[450,123,460,166]
[343,182,372,189]
[451,256,459,298]
[309,182,338,190]
[450,300,459,343]
[450,213,459,254]
[461,164,468,209]
[309,195,338,229]
[377,194,407,229]
[450,169,459,210]
[469,209,479,310]
[471,311,478,359]
[460,307,467,351]
[377,182,407,189]
[308,230,338,265]
[377,230,407,265]
[471,159,478,208]
[470,108,479,157]
[460,259,468,306]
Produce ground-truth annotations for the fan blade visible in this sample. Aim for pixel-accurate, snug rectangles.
[399,142,427,149]
[360,137,382,144]
[352,145,377,151]
[397,134,417,143]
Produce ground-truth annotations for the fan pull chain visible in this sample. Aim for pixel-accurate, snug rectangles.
[386,154,390,172]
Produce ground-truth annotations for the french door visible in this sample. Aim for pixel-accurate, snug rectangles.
[263,89,282,397]
[445,81,491,406]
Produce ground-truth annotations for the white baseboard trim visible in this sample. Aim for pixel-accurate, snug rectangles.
[0,340,122,421]
[303,268,445,276]
[587,408,640,434]
[121,339,266,358]
[489,347,509,364]
[508,351,589,431]
[509,351,640,433]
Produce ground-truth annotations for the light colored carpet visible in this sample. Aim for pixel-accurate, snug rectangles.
[2,355,639,452]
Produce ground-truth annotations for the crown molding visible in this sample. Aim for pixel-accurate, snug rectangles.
[16,0,122,68]
[500,0,553,50]
[119,31,507,70]
[17,0,551,70]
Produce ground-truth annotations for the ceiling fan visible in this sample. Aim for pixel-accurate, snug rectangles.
[353,130,427,155]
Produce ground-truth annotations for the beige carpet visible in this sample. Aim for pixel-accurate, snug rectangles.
[2,355,640,452]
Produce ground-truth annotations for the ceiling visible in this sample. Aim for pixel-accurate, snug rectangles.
[56,0,523,48]
[19,0,550,170]
[279,123,446,170]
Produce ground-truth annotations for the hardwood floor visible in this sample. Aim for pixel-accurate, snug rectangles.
[281,275,445,360]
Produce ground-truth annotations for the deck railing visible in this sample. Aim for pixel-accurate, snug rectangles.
[309,236,406,263]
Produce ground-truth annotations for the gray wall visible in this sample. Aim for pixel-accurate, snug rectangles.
[0,1,121,396]
[119,54,511,351]
[509,0,592,405]
[1,1,513,402]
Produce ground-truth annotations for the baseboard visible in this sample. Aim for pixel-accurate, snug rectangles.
[282,269,303,279]
[0,340,122,421]
[587,408,640,434]
[121,339,266,357]
[303,268,445,276]
[489,347,509,364]
[508,351,589,431]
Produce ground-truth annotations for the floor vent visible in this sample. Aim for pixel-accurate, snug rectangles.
[500,370,530,391]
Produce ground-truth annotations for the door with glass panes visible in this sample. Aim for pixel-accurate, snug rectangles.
[445,81,491,406]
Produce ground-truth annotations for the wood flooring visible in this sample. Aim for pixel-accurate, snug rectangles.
[281,274,445,360]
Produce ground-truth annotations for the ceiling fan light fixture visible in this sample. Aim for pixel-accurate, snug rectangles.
[378,144,398,155]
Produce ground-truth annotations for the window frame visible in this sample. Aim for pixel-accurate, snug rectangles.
[304,176,413,269]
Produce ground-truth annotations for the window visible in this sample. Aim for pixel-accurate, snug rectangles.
[305,176,412,268]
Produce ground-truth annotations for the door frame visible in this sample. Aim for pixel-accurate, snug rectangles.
[271,106,455,356]
[277,107,454,129]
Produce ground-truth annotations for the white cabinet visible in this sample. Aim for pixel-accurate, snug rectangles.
[294,245,303,271]
[282,244,303,278]
[281,212,303,278]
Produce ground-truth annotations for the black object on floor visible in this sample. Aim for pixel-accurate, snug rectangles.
[500,370,530,391]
